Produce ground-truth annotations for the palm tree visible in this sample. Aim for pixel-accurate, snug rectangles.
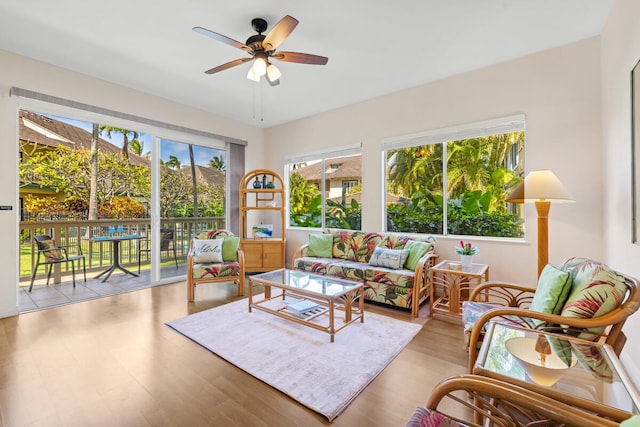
[130,139,145,157]
[188,145,198,217]
[386,132,523,213]
[88,124,99,220]
[98,126,141,163]
[208,155,226,171]
[166,155,181,170]
[387,145,442,198]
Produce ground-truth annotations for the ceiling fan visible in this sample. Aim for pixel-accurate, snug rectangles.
[193,15,328,86]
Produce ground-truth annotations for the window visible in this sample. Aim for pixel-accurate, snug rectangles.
[342,180,359,194]
[286,145,362,230]
[383,116,525,238]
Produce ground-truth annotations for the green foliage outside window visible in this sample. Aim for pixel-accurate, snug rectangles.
[290,194,362,230]
[386,131,525,238]
[98,196,146,218]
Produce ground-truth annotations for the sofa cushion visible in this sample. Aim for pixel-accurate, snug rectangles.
[559,257,628,339]
[330,229,356,260]
[353,232,383,262]
[293,257,331,275]
[307,233,333,258]
[368,247,409,269]
[366,266,415,289]
[404,240,433,271]
[326,260,367,281]
[193,238,223,263]
[378,234,414,250]
[222,236,240,262]
[529,263,572,315]
[364,280,413,308]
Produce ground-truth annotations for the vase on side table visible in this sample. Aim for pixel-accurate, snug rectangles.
[460,255,474,268]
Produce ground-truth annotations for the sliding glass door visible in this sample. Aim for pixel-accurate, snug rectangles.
[18,107,230,296]
[158,139,227,281]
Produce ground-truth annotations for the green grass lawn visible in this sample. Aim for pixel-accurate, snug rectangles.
[20,243,183,279]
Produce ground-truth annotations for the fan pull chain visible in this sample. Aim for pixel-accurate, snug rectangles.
[252,82,256,120]
[260,80,264,122]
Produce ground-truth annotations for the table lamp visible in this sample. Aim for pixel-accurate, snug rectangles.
[506,170,574,277]
[506,336,577,387]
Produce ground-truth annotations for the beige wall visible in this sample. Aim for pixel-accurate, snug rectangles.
[0,49,265,317]
[601,0,640,385]
[267,37,604,289]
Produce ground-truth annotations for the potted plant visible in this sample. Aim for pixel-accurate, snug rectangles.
[455,240,478,268]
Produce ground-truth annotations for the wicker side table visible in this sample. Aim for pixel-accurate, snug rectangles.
[430,259,489,321]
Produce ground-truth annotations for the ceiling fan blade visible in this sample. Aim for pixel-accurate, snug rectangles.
[262,15,298,51]
[273,51,328,65]
[205,57,252,74]
[193,26,252,53]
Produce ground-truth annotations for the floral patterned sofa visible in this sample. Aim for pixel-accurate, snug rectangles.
[291,229,437,316]
[187,229,245,301]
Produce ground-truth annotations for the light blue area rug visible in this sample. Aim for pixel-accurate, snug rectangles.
[166,297,423,420]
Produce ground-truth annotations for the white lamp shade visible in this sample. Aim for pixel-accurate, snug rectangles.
[506,169,574,204]
[246,67,260,82]
[506,337,577,386]
[252,55,267,76]
[267,63,282,82]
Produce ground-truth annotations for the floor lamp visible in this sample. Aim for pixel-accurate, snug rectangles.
[506,170,574,277]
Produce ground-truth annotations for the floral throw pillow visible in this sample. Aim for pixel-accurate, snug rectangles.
[39,239,63,261]
[193,238,224,263]
[559,257,628,339]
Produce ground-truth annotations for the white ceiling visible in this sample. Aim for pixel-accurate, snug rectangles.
[0,0,612,128]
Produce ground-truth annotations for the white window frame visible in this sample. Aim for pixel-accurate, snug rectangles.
[381,115,525,238]
[284,143,362,230]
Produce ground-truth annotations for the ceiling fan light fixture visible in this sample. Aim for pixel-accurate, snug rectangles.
[267,63,282,81]
[246,67,260,82]
[252,53,268,76]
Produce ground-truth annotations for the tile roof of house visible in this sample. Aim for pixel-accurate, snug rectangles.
[294,155,361,181]
[328,192,402,205]
[19,110,150,167]
[191,165,225,187]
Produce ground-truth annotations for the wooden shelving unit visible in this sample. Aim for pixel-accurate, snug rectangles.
[239,169,286,272]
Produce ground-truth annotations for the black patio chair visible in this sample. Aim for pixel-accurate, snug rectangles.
[138,228,178,273]
[29,234,86,292]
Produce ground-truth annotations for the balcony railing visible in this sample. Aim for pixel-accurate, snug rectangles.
[20,217,225,283]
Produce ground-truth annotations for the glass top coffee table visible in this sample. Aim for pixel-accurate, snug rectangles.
[474,322,640,420]
[248,269,364,342]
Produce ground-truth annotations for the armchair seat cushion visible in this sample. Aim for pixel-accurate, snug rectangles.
[191,261,241,280]
[462,301,503,349]
[406,407,466,427]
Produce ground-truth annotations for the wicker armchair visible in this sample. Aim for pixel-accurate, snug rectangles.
[406,374,628,427]
[187,229,245,301]
[465,269,640,373]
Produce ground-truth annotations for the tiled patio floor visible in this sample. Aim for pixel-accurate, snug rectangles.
[19,266,186,313]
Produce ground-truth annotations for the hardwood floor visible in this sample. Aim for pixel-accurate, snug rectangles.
[0,281,469,427]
